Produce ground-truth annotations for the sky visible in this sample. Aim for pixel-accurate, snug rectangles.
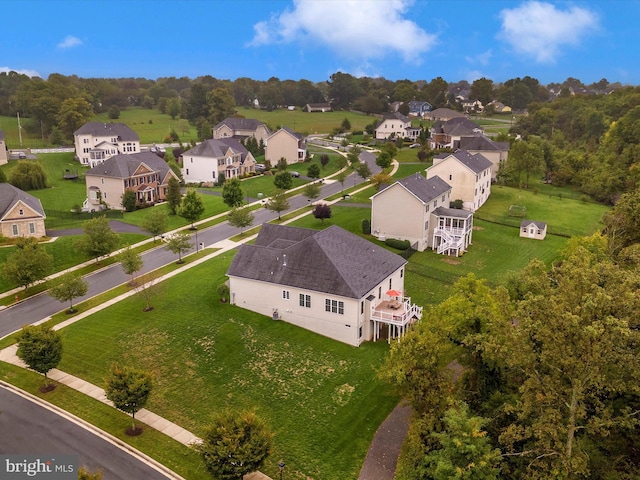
[1,0,639,86]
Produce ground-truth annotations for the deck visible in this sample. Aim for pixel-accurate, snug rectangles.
[370,297,423,343]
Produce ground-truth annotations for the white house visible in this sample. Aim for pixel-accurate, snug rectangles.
[375,112,420,141]
[181,138,256,184]
[226,224,423,346]
[74,122,140,167]
[520,220,547,240]
[371,173,474,256]
[426,150,493,211]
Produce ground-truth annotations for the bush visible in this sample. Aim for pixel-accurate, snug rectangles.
[450,199,463,209]
[362,219,371,235]
[385,238,410,250]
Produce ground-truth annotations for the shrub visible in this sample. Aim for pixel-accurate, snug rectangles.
[362,219,371,234]
[385,238,410,250]
[450,199,464,209]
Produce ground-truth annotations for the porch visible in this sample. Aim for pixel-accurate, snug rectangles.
[370,296,423,343]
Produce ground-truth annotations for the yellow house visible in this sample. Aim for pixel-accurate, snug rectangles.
[426,150,492,211]
[227,224,423,346]
[0,184,46,238]
[264,127,306,165]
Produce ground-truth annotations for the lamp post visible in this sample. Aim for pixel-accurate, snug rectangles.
[278,460,285,480]
[195,227,198,253]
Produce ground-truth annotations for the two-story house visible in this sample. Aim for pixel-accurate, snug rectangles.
[408,101,433,117]
[74,122,140,167]
[429,117,484,150]
[458,136,510,179]
[264,127,306,165]
[212,117,271,143]
[375,112,420,141]
[0,183,46,238]
[84,151,179,211]
[227,224,423,346]
[370,173,473,256]
[181,138,256,184]
[426,150,493,211]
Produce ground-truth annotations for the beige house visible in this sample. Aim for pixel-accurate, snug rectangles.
[212,117,270,143]
[227,224,423,346]
[458,136,510,179]
[371,174,474,256]
[520,220,547,240]
[305,103,332,112]
[426,150,493,211]
[84,151,179,211]
[0,131,7,165]
[0,184,46,238]
[375,112,420,141]
[424,108,465,122]
[74,122,141,167]
[181,138,256,184]
[264,127,306,165]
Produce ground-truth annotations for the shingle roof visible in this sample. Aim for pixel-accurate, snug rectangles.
[521,219,547,229]
[279,126,303,140]
[433,150,492,174]
[0,183,45,219]
[183,138,251,160]
[214,117,268,133]
[227,224,407,299]
[85,151,172,179]
[433,206,473,219]
[384,173,451,204]
[379,112,411,124]
[459,136,510,152]
[434,117,482,136]
[74,122,139,141]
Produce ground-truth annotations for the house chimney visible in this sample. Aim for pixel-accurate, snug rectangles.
[283,254,287,267]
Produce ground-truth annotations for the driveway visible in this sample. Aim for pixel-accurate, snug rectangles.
[47,220,146,237]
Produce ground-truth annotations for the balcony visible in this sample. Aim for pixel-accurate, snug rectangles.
[370,296,423,343]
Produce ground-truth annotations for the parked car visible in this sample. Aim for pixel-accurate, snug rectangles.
[291,171,300,178]
[255,163,266,172]
[18,152,26,159]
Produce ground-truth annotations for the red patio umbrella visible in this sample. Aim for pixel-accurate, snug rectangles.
[386,289,402,297]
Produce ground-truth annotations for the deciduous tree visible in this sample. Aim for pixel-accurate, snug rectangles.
[303,183,321,203]
[118,246,143,286]
[312,203,332,223]
[9,161,47,190]
[273,171,293,190]
[264,190,289,220]
[104,364,153,434]
[165,232,191,264]
[48,271,88,313]
[2,237,52,290]
[74,216,120,263]
[166,177,182,215]
[141,208,168,242]
[17,325,63,390]
[228,206,254,233]
[307,163,321,179]
[178,190,205,228]
[222,177,244,208]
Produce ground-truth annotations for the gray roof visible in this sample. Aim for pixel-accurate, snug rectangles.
[433,150,492,174]
[428,108,465,119]
[183,138,251,162]
[214,117,268,133]
[434,117,482,136]
[280,126,303,140]
[0,183,45,219]
[86,151,173,179]
[433,206,473,219]
[74,122,139,142]
[382,173,451,204]
[459,136,509,152]
[227,224,407,299]
[378,112,411,125]
[521,219,547,229]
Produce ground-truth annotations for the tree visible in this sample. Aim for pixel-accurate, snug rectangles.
[2,237,53,290]
[107,105,120,120]
[356,162,371,181]
[197,409,273,480]
[57,96,94,140]
[207,87,236,124]
[78,467,103,480]
[48,271,88,313]
[118,246,143,286]
[222,177,244,208]
[265,190,289,220]
[307,163,321,179]
[336,170,348,193]
[104,364,153,434]
[9,160,47,190]
[370,173,393,190]
[276,157,288,171]
[470,77,495,106]
[121,189,137,212]
[141,208,168,242]
[165,232,191,264]
[16,325,63,390]
[603,186,640,256]
[166,98,181,119]
[376,151,392,169]
[303,183,321,203]
[166,177,182,215]
[273,171,293,190]
[312,203,332,223]
[228,206,254,233]
[320,154,330,169]
[178,190,205,228]
[74,216,120,263]
[134,271,161,312]
[341,117,351,132]
[507,139,545,188]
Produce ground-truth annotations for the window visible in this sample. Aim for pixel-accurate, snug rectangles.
[442,195,445,202]
[449,174,452,181]
[299,293,310,308]
[325,299,344,314]
[378,286,382,298]
[425,204,429,212]
[282,290,290,300]
[186,169,189,175]
[522,227,527,232]
[359,326,363,338]
[212,171,216,179]
[400,268,404,278]
[389,279,392,289]
[101,178,104,184]
[361,301,364,314]
[18,209,23,216]
[11,224,18,236]
[29,223,36,234]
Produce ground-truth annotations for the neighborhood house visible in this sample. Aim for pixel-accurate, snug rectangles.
[264,127,307,165]
[212,117,271,143]
[375,112,421,141]
[181,138,257,184]
[0,183,46,238]
[74,122,141,168]
[520,220,547,240]
[226,224,423,346]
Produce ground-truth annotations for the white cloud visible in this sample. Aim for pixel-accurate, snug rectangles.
[248,0,436,63]
[57,35,82,49]
[498,1,598,63]
[465,49,493,67]
[0,66,40,77]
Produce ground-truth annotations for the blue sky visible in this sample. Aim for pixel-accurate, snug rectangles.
[2,0,639,86]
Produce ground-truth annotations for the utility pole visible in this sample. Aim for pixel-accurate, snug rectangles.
[17,112,23,147]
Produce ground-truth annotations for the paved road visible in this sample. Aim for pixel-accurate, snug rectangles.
[0,154,380,339]
[0,383,173,479]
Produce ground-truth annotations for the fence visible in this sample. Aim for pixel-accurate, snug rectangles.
[46,209,123,229]
[474,212,581,238]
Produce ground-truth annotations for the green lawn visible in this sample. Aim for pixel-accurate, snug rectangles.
[57,251,397,480]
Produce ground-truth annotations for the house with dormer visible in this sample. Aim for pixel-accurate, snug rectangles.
[227,224,423,346]
[429,117,484,150]
[181,138,256,184]
[212,117,271,143]
[0,184,46,238]
[74,122,140,167]
[375,112,420,141]
[370,173,473,256]
[264,127,306,165]
[426,150,492,211]
[458,136,510,179]
[84,151,178,211]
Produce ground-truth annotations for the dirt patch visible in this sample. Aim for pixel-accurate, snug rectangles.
[473,226,484,230]
[441,258,460,265]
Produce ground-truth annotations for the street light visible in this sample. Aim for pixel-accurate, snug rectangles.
[278,460,285,480]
